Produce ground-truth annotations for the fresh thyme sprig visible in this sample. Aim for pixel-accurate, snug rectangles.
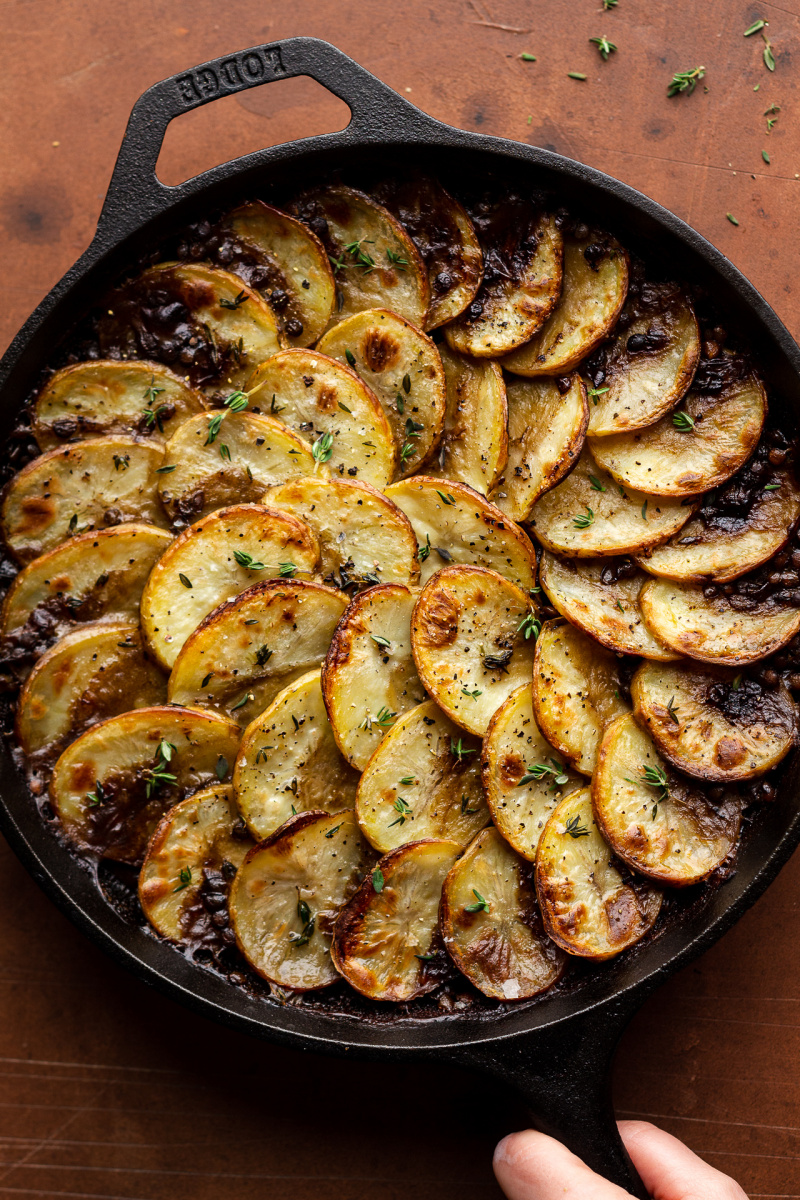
[667,65,705,97]
[590,35,617,60]
[389,797,413,827]
[360,705,396,731]
[465,889,490,913]
[312,432,334,463]
[672,411,695,432]
[573,505,595,529]
[519,758,570,789]
[565,814,590,838]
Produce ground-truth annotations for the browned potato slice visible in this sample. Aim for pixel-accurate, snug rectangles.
[140,503,318,671]
[50,705,240,863]
[490,375,588,521]
[586,284,699,436]
[632,660,797,782]
[168,579,347,727]
[2,437,169,563]
[527,446,693,558]
[426,344,507,495]
[533,621,629,774]
[33,360,206,450]
[317,309,445,478]
[293,186,430,328]
[536,788,663,959]
[482,683,583,862]
[230,810,373,991]
[593,713,742,886]
[539,552,679,661]
[355,699,488,853]
[385,476,536,590]
[246,348,395,489]
[331,838,460,1000]
[501,232,629,376]
[441,826,565,1000]
[233,669,358,841]
[139,785,253,943]
[411,565,537,736]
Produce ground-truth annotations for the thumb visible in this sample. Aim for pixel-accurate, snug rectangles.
[494,1129,635,1200]
[619,1121,748,1200]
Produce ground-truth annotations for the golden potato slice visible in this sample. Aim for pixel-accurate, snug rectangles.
[317,309,445,478]
[331,838,461,1001]
[533,621,629,774]
[157,411,318,527]
[632,660,797,782]
[586,284,699,436]
[385,476,536,590]
[246,348,395,489]
[50,705,240,863]
[138,785,253,944]
[490,375,588,521]
[426,344,507,495]
[527,446,693,558]
[33,360,206,450]
[500,232,629,376]
[593,713,742,886]
[2,437,169,563]
[539,552,679,661]
[230,809,373,991]
[355,699,488,853]
[441,826,565,1000]
[140,503,319,670]
[535,788,663,959]
[411,565,537,736]
[482,683,583,862]
[293,185,430,328]
[265,476,418,591]
[233,669,358,841]
[168,579,347,727]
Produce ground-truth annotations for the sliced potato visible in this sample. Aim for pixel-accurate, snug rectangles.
[535,788,663,959]
[317,309,445,477]
[2,437,168,563]
[385,476,536,590]
[441,827,565,1000]
[355,699,488,853]
[593,713,742,886]
[411,565,537,736]
[230,810,373,991]
[168,579,347,727]
[233,669,358,841]
[500,232,628,376]
[50,705,240,863]
[426,344,507,495]
[140,503,319,670]
[331,838,461,1001]
[322,584,425,771]
[482,683,583,862]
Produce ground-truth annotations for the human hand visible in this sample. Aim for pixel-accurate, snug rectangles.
[494,1120,747,1200]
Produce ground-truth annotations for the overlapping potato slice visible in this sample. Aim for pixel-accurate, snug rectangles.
[490,375,588,521]
[293,186,429,328]
[593,713,742,885]
[586,284,699,436]
[168,579,347,727]
[355,699,488,853]
[441,826,565,1000]
[527,447,693,558]
[411,565,537,736]
[500,231,628,377]
[230,810,373,991]
[632,660,796,782]
[426,344,507,495]
[535,788,663,959]
[246,348,395,489]
[331,838,461,1001]
[233,669,358,840]
[139,784,253,943]
[317,309,445,477]
[265,476,418,590]
[385,476,536,590]
[140,503,318,671]
[2,437,169,563]
[482,683,583,861]
[50,705,240,863]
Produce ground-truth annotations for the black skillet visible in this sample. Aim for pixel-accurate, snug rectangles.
[2,38,800,1198]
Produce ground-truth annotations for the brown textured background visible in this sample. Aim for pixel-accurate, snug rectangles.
[2,1,800,1196]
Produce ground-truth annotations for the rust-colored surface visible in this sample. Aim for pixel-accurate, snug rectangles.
[2,1,800,1196]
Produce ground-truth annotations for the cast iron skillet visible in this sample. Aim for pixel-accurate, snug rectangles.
[2,37,800,1197]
